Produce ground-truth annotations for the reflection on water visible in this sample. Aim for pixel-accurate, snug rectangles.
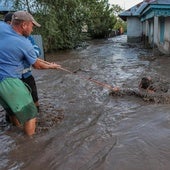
[1,35,170,170]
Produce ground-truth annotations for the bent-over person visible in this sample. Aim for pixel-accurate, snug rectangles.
[110,76,169,104]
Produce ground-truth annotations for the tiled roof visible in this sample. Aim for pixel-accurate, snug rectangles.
[119,0,170,21]
[118,1,144,20]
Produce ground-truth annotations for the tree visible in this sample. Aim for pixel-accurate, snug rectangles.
[111,4,127,34]
[14,0,85,50]
[83,0,117,38]
[11,0,121,51]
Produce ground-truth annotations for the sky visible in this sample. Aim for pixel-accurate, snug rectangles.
[108,0,143,9]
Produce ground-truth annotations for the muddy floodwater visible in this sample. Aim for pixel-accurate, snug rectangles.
[1,35,170,170]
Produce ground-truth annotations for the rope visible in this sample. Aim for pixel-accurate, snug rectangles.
[38,59,117,91]
[58,66,117,91]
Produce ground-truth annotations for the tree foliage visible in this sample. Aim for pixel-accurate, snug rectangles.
[82,0,117,38]
[111,4,127,33]
[12,0,125,51]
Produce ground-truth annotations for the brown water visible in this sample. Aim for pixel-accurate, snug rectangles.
[1,35,170,170]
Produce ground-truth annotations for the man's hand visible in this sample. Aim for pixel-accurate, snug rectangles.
[48,62,61,69]
[33,58,61,69]
[112,86,120,92]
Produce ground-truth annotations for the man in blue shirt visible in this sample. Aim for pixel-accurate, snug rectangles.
[4,12,41,113]
[0,11,61,136]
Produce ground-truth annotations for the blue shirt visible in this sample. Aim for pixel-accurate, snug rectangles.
[0,21,37,81]
[22,36,41,78]
[28,36,41,57]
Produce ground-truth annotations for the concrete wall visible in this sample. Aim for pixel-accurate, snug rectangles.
[153,16,159,45]
[157,17,170,54]
[142,16,170,55]
[127,17,142,43]
[142,20,151,48]
[142,17,170,54]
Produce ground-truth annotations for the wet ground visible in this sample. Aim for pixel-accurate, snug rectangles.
[1,35,170,170]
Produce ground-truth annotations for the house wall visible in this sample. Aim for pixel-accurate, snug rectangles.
[157,17,170,54]
[127,17,142,43]
[153,16,159,45]
[142,16,170,54]
[142,19,154,46]
[148,20,154,46]
[141,21,146,35]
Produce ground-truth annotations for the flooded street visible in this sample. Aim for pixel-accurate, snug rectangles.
[1,35,170,170]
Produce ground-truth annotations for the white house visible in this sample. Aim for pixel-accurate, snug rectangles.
[119,0,170,55]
